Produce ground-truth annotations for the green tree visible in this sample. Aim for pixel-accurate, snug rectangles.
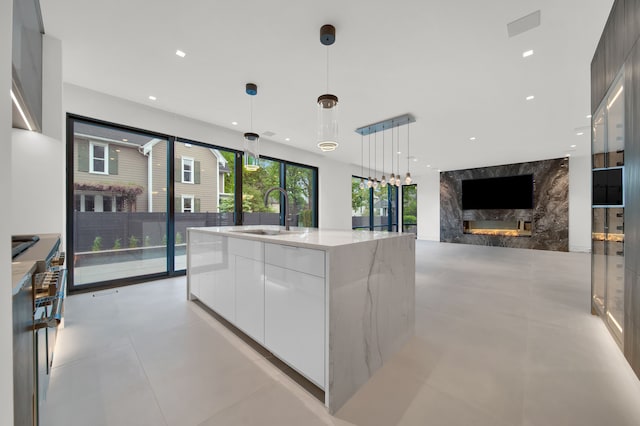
[352,178,369,215]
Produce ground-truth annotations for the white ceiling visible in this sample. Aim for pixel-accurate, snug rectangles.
[39,0,613,173]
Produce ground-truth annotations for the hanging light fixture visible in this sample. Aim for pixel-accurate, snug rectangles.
[395,125,401,187]
[389,124,396,186]
[405,121,412,184]
[317,24,339,152]
[354,114,415,188]
[372,132,379,189]
[243,83,260,171]
[381,126,387,187]
[359,134,365,189]
[367,133,373,188]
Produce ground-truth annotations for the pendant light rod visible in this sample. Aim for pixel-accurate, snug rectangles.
[355,113,415,136]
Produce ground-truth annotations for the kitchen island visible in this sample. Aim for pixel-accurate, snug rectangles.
[187,226,415,413]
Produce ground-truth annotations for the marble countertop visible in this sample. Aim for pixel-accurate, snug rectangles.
[11,234,61,295]
[187,226,414,250]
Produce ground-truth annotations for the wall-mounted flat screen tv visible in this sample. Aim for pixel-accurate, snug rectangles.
[462,174,534,210]
[592,168,623,206]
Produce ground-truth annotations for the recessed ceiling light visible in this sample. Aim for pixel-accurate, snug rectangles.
[437,169,442,172]
[565,153,571,157]
[526,95,535,101]
[122,138,128,142]
[570,144,576,148]
[148,95,157,101]
[576,132,584,136]
[426,164,431,168]
[397,151,402,154]
[586,114,592,119]
[522,49,534,58]
[176,50,186,58]
[231,121,238,126]
[285,138,290,141]
[469,136,476,141]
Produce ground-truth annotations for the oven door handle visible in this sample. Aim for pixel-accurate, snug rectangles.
[33,269,67,330]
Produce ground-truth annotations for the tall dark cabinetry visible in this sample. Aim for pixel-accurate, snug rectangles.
[591,0,640,378]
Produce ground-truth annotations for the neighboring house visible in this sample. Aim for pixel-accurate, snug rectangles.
[74,136,148,212]
[74,124,229,213]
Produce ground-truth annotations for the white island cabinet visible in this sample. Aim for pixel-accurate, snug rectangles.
[187,226,415,413]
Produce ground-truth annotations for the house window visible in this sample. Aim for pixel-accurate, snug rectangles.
[182,157,194,183]
[182,195,194,213]
[90,141,108,174]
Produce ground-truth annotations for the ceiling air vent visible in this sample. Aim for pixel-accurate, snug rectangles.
[507,10,541,38]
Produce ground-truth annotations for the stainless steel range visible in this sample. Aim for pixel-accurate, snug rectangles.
[11,234,66,426]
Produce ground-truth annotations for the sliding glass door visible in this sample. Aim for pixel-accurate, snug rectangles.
[68,115,318,291]
[352,175,398,231]
[402,184,417,234]
[70,119,169,287]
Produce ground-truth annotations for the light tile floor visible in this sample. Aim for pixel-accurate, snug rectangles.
[42,241,640,426]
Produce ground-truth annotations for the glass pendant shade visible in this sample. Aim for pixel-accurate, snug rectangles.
[405,172,412,185]
[359,178,365,190]
[396,175,401,187]
[372,179,379,189]
[389,174,396,185]
[317,94,339,152]
[243,132,260,171]
[367,177,373,188]
[381,175,387,187]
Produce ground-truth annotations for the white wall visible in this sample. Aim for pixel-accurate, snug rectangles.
[1,0,14,423]
[11,130,65,236]
[64,84,353,230]
[413,155,593,251]
[568,154,592,252]
[415,171,440,241]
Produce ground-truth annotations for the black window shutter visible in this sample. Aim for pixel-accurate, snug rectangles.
[108,145,119,175]
[194,161,201,184]
[78,140,89,172]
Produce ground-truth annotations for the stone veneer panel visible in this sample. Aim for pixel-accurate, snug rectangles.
[440,157,569,251]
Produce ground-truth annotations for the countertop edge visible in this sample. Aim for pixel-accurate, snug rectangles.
[187,226,415,250]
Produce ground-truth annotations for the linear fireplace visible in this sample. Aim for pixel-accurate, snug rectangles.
[463,219,532,237]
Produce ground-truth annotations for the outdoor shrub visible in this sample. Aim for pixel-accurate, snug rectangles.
[161,234,167,245]
[92,236,102,252]
[144,235,151,247]
[129,235,139,248]
[176,232,183,245]
[113,238,121,250]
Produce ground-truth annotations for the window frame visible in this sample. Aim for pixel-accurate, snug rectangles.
[89,141,109,174]
[182,194,194,213]
[182,156,194,184]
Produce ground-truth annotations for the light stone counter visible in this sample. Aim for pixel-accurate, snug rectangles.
[187,226,415,413]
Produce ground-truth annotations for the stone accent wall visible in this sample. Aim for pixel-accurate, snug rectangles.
[440,157,569,251]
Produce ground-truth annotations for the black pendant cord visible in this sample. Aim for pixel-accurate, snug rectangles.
[326,47,330,93]
[361,134,364,178]
[407,122,410,174]
[382,126,385,178]
[374,131,377,181]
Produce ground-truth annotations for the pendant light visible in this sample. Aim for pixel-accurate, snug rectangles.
[381,126,387,188]
[389,124,396,186]
[317,25,339,152]
[372,132,378,189]
[243,83,259,171]
[405,121,412,184]
[359,134,365,189]
[395,125,401,187]
[367,134,373,188]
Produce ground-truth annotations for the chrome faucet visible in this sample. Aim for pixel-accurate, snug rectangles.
[264,187,291,230]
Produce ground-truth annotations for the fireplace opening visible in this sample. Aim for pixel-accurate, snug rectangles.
[463,220,532,237]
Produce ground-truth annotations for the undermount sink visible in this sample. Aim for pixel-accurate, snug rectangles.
[231,229,303,236]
